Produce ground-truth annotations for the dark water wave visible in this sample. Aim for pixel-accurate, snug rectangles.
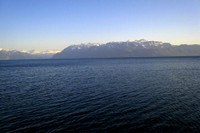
[1,57,200,132]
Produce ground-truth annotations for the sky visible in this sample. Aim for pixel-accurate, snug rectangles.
[0,0,200,51]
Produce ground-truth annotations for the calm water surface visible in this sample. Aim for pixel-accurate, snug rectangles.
[1,57,200,132]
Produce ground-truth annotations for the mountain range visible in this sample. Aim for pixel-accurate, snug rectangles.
[2,39,200,60]
[0,49,59,60]
[53,39,200,59]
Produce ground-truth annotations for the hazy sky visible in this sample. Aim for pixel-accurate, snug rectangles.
[0,0,200,51]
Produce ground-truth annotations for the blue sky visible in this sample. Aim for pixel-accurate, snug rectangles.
[0,0,200,51]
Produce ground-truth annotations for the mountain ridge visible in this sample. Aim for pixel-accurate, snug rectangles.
[0,49,59,60]
[53,40,200,59]
[2,39,200,60]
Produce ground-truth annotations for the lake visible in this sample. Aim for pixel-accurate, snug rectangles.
[1,57,200,132]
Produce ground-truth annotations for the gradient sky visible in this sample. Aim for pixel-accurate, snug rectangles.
[0,0,200,51]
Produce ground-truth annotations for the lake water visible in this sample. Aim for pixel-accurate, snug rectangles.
[1,57,200,132]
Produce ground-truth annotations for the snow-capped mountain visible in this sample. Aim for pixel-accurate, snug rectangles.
[53,39,200,59]
[2,39,200,60]
[0,48,60,60]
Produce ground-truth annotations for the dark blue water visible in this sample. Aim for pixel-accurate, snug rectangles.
[1,57,200,132]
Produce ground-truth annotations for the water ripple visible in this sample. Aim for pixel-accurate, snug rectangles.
[1,58,200,132]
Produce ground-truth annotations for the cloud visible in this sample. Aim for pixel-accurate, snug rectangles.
[20,50,60,55]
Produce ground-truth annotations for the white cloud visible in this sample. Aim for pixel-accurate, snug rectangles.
[19,49,60,55]
[25,50,60,54]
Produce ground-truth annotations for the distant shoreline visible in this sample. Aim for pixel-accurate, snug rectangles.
[1,56,200,61]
